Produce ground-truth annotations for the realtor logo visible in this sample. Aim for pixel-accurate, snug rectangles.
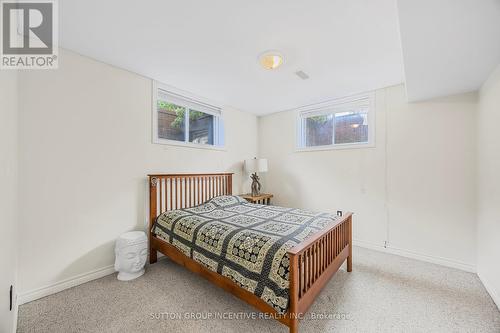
[1,0,58,69]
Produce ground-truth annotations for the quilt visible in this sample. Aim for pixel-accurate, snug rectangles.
[151,195,341,314]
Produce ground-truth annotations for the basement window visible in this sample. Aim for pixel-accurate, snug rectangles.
[153,82,225,149]
[297,92,375,151]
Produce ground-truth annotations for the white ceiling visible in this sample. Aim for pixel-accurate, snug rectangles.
[59,0,404,115]
[398,0,500,102]
[59,1,500,115]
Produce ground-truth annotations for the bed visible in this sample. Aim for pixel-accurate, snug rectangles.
[148,173,352,333]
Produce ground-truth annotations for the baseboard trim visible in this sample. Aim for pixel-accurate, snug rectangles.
[478,272,500,310]
[18,265,116,305]
[353,239,476,273]
[18,256,170,305]
[12,289,18,333]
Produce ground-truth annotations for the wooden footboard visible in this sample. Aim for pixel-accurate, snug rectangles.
[148,173,352,333]
[287,213,352,333]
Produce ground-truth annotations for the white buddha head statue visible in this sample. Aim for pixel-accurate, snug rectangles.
[114,231,148,281]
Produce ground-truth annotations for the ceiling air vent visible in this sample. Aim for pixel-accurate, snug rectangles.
[295,70,310,80]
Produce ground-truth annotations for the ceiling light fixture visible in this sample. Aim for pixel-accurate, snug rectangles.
[259,51,284,70]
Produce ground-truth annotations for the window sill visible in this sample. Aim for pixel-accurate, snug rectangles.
[153,138,226,151]
[295,142,375,152]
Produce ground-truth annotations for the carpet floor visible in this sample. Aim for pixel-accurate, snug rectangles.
[17,247,500,333]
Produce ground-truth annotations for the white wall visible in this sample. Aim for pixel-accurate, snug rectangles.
[0,70,18,332]
[258,89,389,247]
[477,64,500,309]
[258,84,477,271]
[17,49,258,301]
[385,86,477,268]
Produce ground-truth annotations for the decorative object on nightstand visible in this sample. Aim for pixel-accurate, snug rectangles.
[240,193,273,205]
[244,157,268,196]
[115,231,148,281]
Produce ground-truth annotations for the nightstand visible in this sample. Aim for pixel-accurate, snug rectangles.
[240,193,273,205]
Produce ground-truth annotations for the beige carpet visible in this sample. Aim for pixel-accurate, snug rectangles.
[17,247,500,333]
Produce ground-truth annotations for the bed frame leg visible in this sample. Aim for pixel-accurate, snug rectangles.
[149,247,157,264]
[290,319,298,333]
[289,252,299,333]
[347,215,352,272]
[149,176,158,265]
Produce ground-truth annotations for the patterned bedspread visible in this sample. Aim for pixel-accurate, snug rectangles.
[151,195,341,314]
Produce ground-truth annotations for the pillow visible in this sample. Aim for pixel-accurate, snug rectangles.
[207,195,246,208]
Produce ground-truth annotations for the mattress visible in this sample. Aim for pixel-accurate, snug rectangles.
[151,195,341,314]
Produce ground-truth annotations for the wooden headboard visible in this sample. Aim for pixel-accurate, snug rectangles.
[148,173,234,231]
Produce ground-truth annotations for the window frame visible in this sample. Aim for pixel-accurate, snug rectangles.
[152,81,225,150]
[296,92,376,152]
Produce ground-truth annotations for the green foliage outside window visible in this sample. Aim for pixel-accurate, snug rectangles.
[309,115,330,123]
[158,100,206,129]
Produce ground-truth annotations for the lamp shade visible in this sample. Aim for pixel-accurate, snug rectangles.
[244,158,268,173]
